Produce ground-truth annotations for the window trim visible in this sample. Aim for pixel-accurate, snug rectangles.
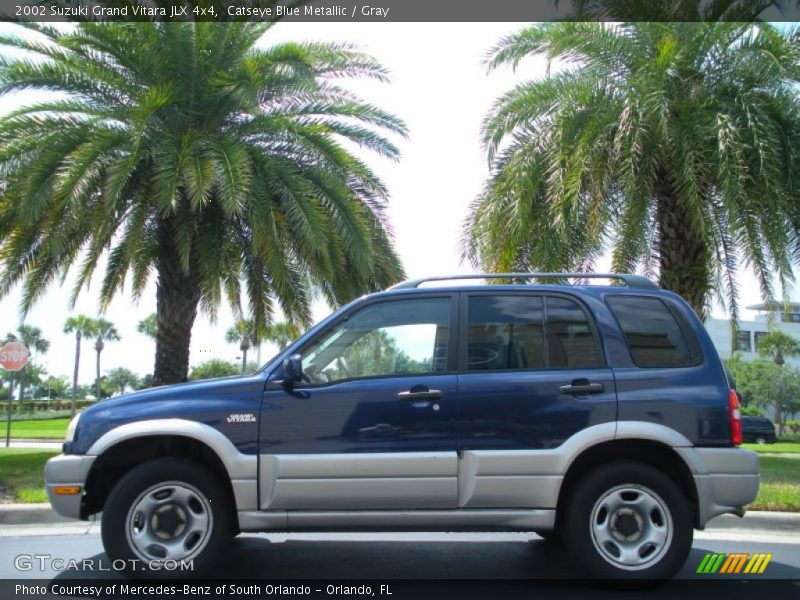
[275,293,460,389]
[735,330,753,353]
[753,331,769,352]
[605,294,703,369]
[458,291,608,373]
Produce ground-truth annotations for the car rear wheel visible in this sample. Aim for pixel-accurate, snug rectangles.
[562,461,693,581]
[101,458,233,577]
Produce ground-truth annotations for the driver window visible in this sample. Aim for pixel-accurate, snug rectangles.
[300,298,450,384]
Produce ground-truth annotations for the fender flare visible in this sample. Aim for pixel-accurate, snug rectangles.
[86,418,257,480]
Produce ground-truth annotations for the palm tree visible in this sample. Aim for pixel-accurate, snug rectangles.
[226,319,254,375]
[262,321,302,352]
[757,330,800,435]
[63,316,97,417]
[93,319,120,400]
[463,22,800,319]
[0,22,406,386]
[757,330,800,367]
[136,314,158,340]
[15,325,49,401]
[252,320,302,365]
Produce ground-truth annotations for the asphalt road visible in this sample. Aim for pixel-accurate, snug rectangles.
[1,526,799,583]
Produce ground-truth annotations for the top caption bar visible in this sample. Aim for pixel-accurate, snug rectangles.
[3,0,800,23]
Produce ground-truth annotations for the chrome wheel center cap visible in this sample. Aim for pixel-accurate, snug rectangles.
[610,508,644,542]
[151,504,188,540]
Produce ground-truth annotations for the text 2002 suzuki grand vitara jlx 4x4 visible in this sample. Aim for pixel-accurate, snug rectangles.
[45,273,759,580]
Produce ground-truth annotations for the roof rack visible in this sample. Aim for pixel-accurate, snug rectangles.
[389,272,659,290]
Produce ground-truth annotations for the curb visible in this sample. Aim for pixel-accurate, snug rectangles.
[705,510,800,532]
[0,503,67,525]
[1,503,798,528]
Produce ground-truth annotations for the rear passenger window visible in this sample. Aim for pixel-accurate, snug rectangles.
[546,297,602,368]
[466,295,602,370]
[607,296,696,368]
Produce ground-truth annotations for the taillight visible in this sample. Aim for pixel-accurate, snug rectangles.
[728,389,742,446]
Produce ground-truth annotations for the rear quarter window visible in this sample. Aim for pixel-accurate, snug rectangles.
[606,295,700,368]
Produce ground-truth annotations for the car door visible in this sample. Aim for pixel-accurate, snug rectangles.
[259,294,458,510]
[456,291,617,508]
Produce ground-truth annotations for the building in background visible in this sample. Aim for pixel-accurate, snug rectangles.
[705,302,800,367]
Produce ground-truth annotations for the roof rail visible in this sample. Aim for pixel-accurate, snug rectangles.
[389,272,659,290]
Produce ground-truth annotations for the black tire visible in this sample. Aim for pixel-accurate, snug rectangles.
[561,461,693,581]
[101,458,234,577]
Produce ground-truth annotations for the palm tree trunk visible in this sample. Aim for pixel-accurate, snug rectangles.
[95,345,101,400]
[153,221,201,386]
[655,170,710,318]
[776,373,785,438]
[71,333,80,418]
[241,347,248,374]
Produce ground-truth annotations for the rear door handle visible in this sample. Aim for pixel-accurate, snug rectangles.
[397,389,443,401]
[559,381,605,395]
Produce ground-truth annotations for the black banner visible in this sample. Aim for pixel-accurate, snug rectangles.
[2,0,800,23]
[3,579,800,600]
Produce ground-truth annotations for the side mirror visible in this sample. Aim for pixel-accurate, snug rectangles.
[282,354,303,385]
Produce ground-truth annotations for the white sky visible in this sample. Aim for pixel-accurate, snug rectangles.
[0,22,796,384]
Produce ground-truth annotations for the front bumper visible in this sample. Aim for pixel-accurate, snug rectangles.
[44,454,96,520]
[677,447,760,528]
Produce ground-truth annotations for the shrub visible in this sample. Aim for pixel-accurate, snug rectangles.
[0,398,96,418]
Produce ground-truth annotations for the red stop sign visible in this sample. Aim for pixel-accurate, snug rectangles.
[0,342,30,371]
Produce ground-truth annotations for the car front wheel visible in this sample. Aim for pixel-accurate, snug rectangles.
[562,461,693,581]
[101,458,233,577]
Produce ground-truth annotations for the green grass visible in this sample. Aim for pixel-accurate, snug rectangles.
[750,455,800,512]
[0,448,58,503]
[6,418,69,439]
[742,442,800,454]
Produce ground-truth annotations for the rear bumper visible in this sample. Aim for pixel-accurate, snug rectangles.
[44,454,96,520]
[676,447,759,528]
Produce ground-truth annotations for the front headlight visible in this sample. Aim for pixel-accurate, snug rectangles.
[65,413,81,443]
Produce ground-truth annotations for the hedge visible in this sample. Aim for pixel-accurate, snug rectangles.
[1,399,96,414]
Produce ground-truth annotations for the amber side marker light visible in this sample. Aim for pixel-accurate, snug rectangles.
[53,486,81,495]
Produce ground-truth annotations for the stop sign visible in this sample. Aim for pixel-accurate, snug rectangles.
[0,342,30,371]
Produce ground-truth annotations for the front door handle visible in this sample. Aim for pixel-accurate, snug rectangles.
[559,380,605,395]
[397,389,443,401]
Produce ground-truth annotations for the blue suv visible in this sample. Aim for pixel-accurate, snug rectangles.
[45,273,759,580]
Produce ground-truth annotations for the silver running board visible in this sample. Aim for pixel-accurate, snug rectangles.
[237,509,555,532]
